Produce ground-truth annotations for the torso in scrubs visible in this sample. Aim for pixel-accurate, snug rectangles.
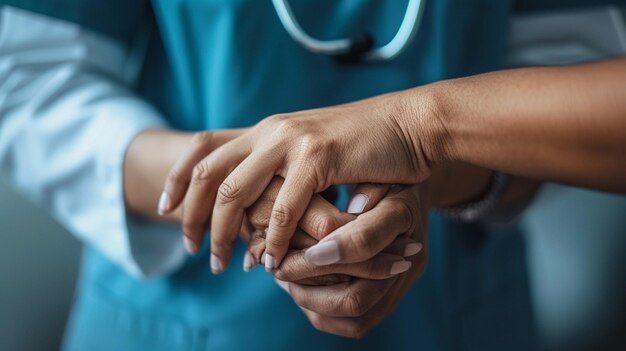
[8,0,617,350]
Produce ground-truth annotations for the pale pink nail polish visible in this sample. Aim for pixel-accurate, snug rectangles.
[304,240,340,266]
[390,260,412,275]
[184,237,197,255]
[274,278,290,293]
[404,243,423,257]
[211,253,224,274]
[157,191,170,215]
[243,252,253,272]
[265,254,275,272]
[347,194,368,214]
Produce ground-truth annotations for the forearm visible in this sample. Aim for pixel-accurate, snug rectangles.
[124,128,248,222]
[407,57,626,193]
[123,129,192,222]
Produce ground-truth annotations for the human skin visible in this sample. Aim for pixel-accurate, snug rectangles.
[124,128,537,336]
[123,129,422,277]
[163,57,626,274]
[124,128,523,269]
[274,184,429,339]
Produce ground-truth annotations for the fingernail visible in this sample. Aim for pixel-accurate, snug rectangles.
[265,254,275,272]
[243,252,253,272]
[404,243,423,257]
[184,237,198,255]
[211,253,224,274]
[157,191,170,215]
[274,278,290,293]
[390,260,412,275]
[347,193,368,214]
[304,240,340,266]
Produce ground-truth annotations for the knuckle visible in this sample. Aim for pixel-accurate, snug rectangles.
[349,227,376,258]
[270,204,296,230]
[247,233,266,261]
[191,161,213,185]
[364,259,381,278]
[246,211,261,228]
[310,214,337,238]
[217,180,241,205]
[190,131,214,148]
[267,113,290,124]
[265,233,289,250]
[299,135,326,159]
[389,198,415,229]
[247,208,269,229]
[342,292,366,317]
[275,116,301,133]
[182,220,206,239]
[166,167,185,186]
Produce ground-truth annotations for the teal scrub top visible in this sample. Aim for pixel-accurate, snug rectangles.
[6,0,617,350]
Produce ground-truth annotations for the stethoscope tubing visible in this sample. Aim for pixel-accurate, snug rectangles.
[272,0,426,62]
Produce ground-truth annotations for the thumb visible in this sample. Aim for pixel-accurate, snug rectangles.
[304,188,418,266]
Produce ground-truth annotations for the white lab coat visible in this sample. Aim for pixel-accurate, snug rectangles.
[0,7,185,278]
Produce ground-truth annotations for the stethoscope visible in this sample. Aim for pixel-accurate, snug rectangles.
[272,0,426,63]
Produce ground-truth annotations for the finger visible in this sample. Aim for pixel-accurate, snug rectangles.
[347,184,390,215]
[210,149,280,273]
[288,278,395,317]
[246,177,346,240]
[182,137,249,256]
[295,275,352,286]
[297,272,412,339]
[300,308,373,339]
[289,230,318,250]
[304,189,418,266]
[274,249,411,282]
[159,129,244,215]
[243,229,265,272]
[299,298,389,339]
[382,235,424,258]
[244,228,315,272]
[245,177,284,229]
[298,195,354,241]
[264,164,317,271]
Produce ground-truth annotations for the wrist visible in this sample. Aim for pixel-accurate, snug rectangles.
[393,83,457,172]
[422,163,492,209]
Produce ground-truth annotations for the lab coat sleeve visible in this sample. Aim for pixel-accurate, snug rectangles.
[0,6,187,278]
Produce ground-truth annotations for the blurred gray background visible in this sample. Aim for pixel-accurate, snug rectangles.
[0,179,81,350]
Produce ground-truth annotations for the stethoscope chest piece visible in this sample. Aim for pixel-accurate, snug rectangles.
[335,33,375,64]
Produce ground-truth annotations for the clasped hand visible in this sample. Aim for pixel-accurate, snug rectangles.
[158,92,437,337]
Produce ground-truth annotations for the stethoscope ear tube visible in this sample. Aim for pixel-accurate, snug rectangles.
[272,0,426,63]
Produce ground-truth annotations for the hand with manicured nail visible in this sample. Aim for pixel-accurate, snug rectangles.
[273,184,429,339]
[304,184,426,269]
[242,179,408,275]
[167,92,438,275]
[157,131,408,276]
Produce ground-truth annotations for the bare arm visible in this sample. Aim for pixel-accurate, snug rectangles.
[415,57,626,193]
[123,129,245,222]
